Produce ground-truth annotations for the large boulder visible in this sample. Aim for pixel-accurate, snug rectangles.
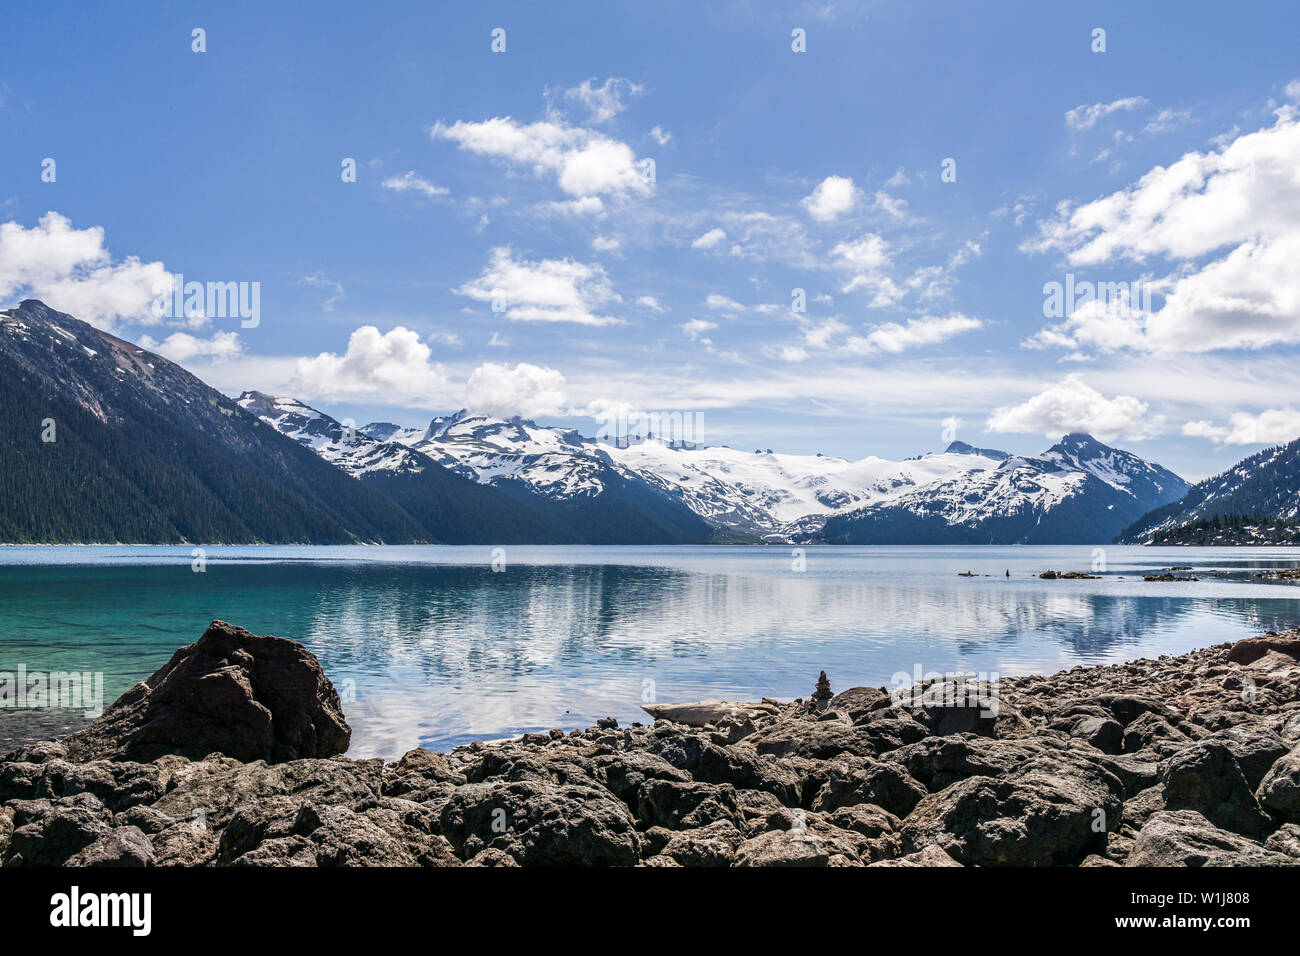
[1127,810,1295,866]
[1162,742,1273,838]
[901,753,1123,866]
[1227,634,1300,666]
[1256,744,1300,821]
[61,620,350,764]
[439,779,640,866]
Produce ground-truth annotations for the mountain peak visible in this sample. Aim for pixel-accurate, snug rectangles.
[943,440,1009,460]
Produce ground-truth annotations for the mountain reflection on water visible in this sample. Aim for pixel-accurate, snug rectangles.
[0,545,1297,757]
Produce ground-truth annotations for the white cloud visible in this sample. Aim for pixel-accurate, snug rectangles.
[591,235,622,253]
[986,374,1163,442]
[830,234,902,306]
[562,77,643,124]
[705,293,745,313]
[294,326,447,400]
[635,295,666,312]
[0,212,172,329]
[845,313,982,355]
[381,170,449,198]
[1285,79,1300,102]
[681,318,717,342]
[454,247,622,326]
[691,227,727,250]
[464,361,566,418]
[1142,108,1192,135]
[1182,408,1300,445]
[1026,108,1300,354]
[873,191,908,219]
[138,330,242,362]
[1064,96,1148,130]
[802,175,859,221]
[432,117,652,201]
[426,329,462,347]
[649,125,673,146]
[300,272,343,311]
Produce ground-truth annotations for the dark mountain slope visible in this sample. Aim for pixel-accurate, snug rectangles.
[1118,437,1300,543]
[0,300,429,544]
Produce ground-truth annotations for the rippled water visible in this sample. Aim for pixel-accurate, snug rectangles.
[1,545,1298,759]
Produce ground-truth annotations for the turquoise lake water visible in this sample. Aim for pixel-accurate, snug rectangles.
[1,544,1298,759]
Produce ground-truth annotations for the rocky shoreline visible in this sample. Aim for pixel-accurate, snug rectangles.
[3,620,1300,867]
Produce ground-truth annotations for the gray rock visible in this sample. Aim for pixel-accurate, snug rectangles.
[66,826,155,867]
[1127,810,1296,866]
[4,793,114,866]
[901,753,1123,866]
[641,701,778,727]
[1256,744,1300,821]
[867,845,961,867]
[151,820,218,866]
[635,779,744,831]
[1162,742,1273,838]
[230,835,318,867]
[1207,724,1289,789]
[61,619,350,764]
[1265,823,1300,859]
[660,821,745,866]
[440,779,640,865]
[1122,712,1190,757]
[807,759,926,818]
[1071,716,1124,754]
[733,829,830,867]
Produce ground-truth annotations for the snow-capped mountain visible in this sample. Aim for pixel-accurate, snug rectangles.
[603,438,1009,540]
[358,410,1010,541]
[1119,436,1300,543]
[241,399,714,544]
[823,434,1190,545]
[238,391,428,477]
[244,397,1190,545]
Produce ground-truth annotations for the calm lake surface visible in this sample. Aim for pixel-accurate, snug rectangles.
[2,545,1299,759]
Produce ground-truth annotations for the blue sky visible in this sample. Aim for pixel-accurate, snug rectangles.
[3,0,1300,480]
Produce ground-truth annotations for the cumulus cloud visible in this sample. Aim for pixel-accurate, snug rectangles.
[649,125,672,146]
[705,293,744,313]
[681,318,717,343]
[454,247,622,326]
[986,374,1163,442]
[464,361,566,418]
[845,313,983,355]
[1183,408,1300,445]
[138,330,242,362]
[294,326,447,400]
[432,117,652,202]
[1064,96,1148,130]
[691,227,727,250]
[0,212,172,329]
[830,234,902,306]
[802,175,859,221]
[381,170,449,198]
[591,235,622,253]
[1025,108,1300,354]
[635,295,666,312]
[562,77,644,124]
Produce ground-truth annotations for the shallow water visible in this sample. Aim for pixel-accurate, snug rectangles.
[1,544,1298,759]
